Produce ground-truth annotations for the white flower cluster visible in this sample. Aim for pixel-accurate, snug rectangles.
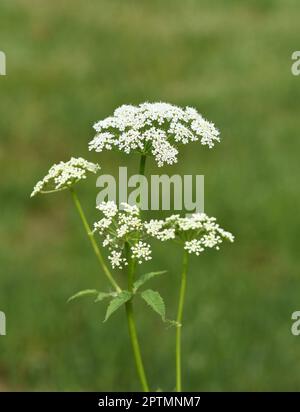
[146,213,234,256]
[144,219,176,241]
[108,250,127,270]
[89,102,220,167]
[94,201,152,269]
[131,241,152,264]
[31,157,100,197]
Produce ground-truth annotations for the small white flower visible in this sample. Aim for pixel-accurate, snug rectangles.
[31,157,100,197]
[218,228,235,243]
[93,217,112,235]
[131,241,152,264]
[158,228,176,241]
[146,213,234,255]
[201,232,221,249]
[145,220,165,237]
[145,220,175,241]
[120,202,140,216]
[94,201,152,269]
[89,102,220,167]
[97,201,118,218]
[108,250,128,269]
[88,132,115,152]
[116,223,130,238]
[117,214,143,237]
[103,234,113,247]
[184,240,204,256]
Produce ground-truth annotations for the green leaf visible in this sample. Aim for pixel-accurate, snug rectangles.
[104,290,132,322]
[94,292,115,303]
[68,289,98,303]
[140,289,166,321]
[133,270,167,292]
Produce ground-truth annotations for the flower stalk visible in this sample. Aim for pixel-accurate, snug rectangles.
[175,250,189,392]
[139,154,147,176]
[125,242,149,392]
[70,187,121,293]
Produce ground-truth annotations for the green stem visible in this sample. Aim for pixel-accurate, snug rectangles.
[125,243,149,392]
[136,154,147,210]
[139,154,147,176]
[70,187,121,293]
[176,250,189,392]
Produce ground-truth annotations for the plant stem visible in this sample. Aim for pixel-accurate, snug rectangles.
[137,154,147,215]
[125,243,149,392]
[175,250,189,392]
[122,154,149,391]
[70,187,121,293]
[139,154,147,176]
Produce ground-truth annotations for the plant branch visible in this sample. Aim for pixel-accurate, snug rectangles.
[125,242,149,391]
[175,249,189,392]
[139,154,147,176]
[70,187,121,293]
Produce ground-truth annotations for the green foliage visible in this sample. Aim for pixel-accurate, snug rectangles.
[140,289,166,322]
[104,291,132,322]
[133,271,167,292]
[67,289,98,303]
[94,292,115,303]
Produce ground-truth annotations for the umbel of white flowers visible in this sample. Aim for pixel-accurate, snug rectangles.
[31,157,100,197]
[89,102,220,167]
[145,214,234,255]
[94,201,234,269]
[94,201,152,269]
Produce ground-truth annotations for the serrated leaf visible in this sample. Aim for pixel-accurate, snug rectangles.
[133,270,167,292]
[140,289,166,321]
[104,290,132,322]
[94,292,115,303]
[68,289,98,303]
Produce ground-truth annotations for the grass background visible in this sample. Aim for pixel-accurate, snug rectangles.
[0,0,300,391]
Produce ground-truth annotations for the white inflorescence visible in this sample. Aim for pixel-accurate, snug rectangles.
[89,102,220,167]
[184,240,204,256]
[31,157,100,197]
[144,219,176,241]
[145,213,234,255]
[108,250,127,270]
[94,201,152,269]
[131,241,152,264]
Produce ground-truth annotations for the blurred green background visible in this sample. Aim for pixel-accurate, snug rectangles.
[0,0,299,391]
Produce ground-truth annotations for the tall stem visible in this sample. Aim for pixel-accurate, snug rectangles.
[139,154,147,176]
[123,154,149,391]
[70,187,121,293]
[125,243,149,392]
[175,250,189,392]
[137,154,147,211]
